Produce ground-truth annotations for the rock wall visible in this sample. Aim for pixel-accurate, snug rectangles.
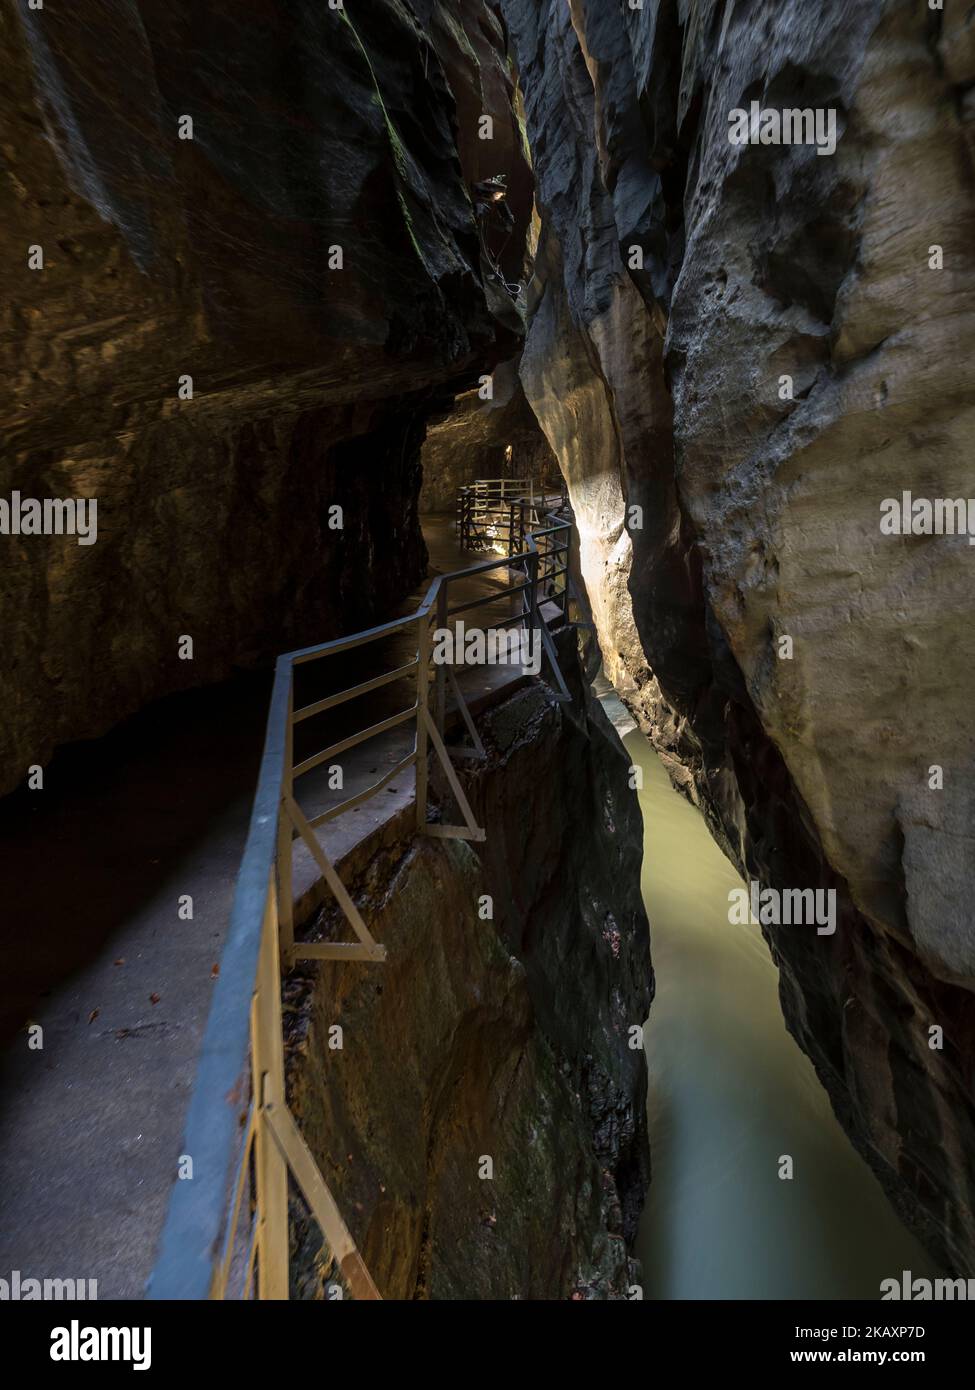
[287,653,652,1299]
[0,0,531,794]
[503,0,975,1272]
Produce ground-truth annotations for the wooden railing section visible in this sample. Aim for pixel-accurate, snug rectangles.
[148,497,576,1301]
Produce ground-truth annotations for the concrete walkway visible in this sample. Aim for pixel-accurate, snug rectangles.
[0,517,544,1298]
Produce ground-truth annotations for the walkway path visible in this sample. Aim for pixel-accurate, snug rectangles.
[0,516,537,1298]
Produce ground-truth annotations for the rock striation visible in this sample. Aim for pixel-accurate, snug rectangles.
[504,0,975,1272]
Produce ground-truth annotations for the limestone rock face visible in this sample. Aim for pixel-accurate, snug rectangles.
[0,0,530,793]
[288,660,652,1299]
[504,0,975,1270]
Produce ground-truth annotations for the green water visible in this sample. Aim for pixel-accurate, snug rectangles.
[623,725,939,1300]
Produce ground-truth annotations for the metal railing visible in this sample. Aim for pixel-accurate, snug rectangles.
[457,476,567,554]
[148,504,575,1301]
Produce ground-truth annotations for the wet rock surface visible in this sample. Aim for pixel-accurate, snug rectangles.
[287,654,652,1298]
[503,0,975,1270]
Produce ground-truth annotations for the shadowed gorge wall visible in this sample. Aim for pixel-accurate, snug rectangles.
[0,0,531,794]
[502,0,975,1272]
[288,658,652,1299]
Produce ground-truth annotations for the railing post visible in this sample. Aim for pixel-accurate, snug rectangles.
[562,530,570,620]
[277,675,295,971]
[415,612,430,833]
[527,547,539,634]
[252,884,289,1300]
[435,583,448,735]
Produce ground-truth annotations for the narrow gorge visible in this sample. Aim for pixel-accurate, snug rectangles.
[0,0,972,1315]
[503,0,975,1279]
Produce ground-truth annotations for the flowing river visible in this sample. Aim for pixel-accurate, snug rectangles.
[608,708,939,1299]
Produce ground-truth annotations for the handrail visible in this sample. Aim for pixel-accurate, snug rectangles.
[149,658,291,1300]
[148,498,576,1301]
[457,476,569,557]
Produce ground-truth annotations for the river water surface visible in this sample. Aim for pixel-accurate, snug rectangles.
[616,718,939,1300]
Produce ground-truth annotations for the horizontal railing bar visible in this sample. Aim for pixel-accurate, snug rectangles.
[482,610,532,631]
[438,552,531,584]
[470,502,540,512]
[293,942,387,962]
[292,705,417,779]
[464,479,561,494]
[423,823,487,841]
[292,660,418,724]
[288,612,420,665]
[433,619,534,670]
[306,750,418,827]
[446,580,532,617]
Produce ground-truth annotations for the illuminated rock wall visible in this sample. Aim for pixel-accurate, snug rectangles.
[504,0,975,1271]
